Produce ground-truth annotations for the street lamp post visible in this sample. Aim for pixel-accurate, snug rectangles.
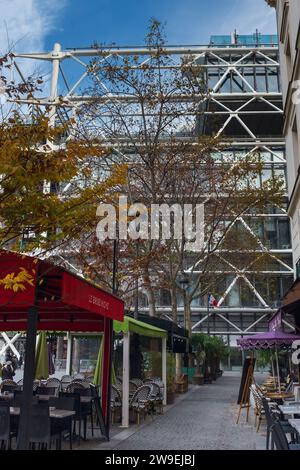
[207,294,210,335]
[179,274,190,333]
[178,273,190,379]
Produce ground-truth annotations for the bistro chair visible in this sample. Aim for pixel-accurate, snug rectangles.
[61,375,72,391]
[71,380,91,391]
[12,392,38,407]
[131,378,143,388]
[129,381,138,397]
[0,380,18,391]
[85,376,94,384]
[272,421,300,451]
[0,402,16,449]
[111,385,122,425]
[59,391,83,444]
[66,381,87,394]
[36,386,56,397]
[73,373,85,380]
[250,384,265,431]
[17,379,23,388]
[66,384,94,438]
[32,380,41,392]
[46,378,61,394]
[49,396,75,450]
[261,397,296,450]
[26,403,60,450]
[1,383,20,394]
[129,385,152,425]
[149,382,163,415]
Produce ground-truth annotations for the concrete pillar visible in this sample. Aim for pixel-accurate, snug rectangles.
[121,332,130,427]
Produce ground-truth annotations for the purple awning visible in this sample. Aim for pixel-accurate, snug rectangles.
[237,330,300,350]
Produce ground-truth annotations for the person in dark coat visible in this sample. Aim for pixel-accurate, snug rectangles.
[1,361,15,380]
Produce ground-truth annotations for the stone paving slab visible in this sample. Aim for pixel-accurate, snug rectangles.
[89,372,267,451]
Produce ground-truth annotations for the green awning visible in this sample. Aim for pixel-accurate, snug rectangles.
[113,316,167,339]
[93,338,116,386]
[35,331,49,380]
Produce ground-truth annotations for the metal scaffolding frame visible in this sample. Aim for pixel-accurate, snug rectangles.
[8,40,294,338]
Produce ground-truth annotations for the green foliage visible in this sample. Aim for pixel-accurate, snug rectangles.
[255,349,275,369]
[190,334,229,377]
[166,352,176,392]
[191,333,228,361]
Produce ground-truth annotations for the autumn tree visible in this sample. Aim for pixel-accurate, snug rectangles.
[0,54,126,291]
[68,19,285,340]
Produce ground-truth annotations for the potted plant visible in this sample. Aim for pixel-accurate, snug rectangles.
[166,352,176,404]
[166,375,176,404]
[193,348,206,385]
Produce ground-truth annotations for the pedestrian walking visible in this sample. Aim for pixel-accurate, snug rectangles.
[1,361,15,380]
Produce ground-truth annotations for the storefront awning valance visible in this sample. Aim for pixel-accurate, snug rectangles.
[113,316,167,339]
[0,250,124,332]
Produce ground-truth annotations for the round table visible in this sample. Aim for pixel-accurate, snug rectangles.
[266,391,295,402]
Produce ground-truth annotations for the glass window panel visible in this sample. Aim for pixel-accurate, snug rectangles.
[278,219,291,248]
[267,68,279,92]
[256,67,267,92]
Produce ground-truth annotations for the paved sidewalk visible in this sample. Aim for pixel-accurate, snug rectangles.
[90,372,266,450]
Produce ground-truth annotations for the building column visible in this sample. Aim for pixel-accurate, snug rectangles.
[162,337,167,406]
[122,331,130,427]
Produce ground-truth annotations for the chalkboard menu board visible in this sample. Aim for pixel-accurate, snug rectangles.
[237,357,255,405]
[90,384,108,440]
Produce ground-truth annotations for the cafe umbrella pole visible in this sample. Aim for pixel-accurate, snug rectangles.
[207,295,210,335]
[105,238,118,439]
[275,345,281,393]
[17,305,39,450]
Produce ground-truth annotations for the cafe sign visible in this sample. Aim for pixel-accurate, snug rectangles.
[269,310,282,332]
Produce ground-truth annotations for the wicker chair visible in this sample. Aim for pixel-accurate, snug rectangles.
[85,376,94,384]
[129,385,152,425]
[129,380,138,397]
[131,378,143,388]
[149,382,163,414]
[73,373,85,380]
[111,385,122,424]
[250,384,266,431]
[0,380,18,390]
[45,378,61,395]
[72,380,91,390]
[61,375,72,390]
[66,381,86,394]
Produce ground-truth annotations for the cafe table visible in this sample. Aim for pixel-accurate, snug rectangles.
[10,406,75,419]
[265,392,295,401]
[278,404,300,416]
[288,419,300,436]
[10,407,76,449]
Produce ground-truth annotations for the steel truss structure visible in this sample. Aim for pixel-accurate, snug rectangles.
[8,37,294,341]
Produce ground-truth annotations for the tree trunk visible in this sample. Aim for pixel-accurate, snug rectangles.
[170,284,178,324]
[183,291,192,337]
[143,269,156,317]
[176,354,182,378]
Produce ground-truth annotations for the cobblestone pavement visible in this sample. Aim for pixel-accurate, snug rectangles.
[93,372,267,451]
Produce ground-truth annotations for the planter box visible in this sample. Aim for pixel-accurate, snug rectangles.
[167,391,175,404]
[192,375,205,385]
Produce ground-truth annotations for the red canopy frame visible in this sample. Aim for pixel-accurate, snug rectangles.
[0,251,124,448]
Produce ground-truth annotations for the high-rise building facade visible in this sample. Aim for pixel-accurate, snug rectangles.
[266,0,300,277]
[151,33,294,339]
[13,33,294,343]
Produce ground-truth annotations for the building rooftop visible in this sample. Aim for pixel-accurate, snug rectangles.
[210,33,278,47]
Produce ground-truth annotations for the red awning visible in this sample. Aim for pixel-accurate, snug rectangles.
[0,251,124,332]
